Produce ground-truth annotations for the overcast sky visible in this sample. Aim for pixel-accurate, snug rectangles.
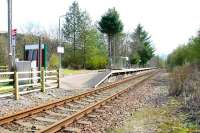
[1,0,200,55]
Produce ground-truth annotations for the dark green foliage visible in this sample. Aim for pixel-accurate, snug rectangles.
[130,24,154,66]
[62,1,83,41]
[98,8,123,68]
[98,8,123,35]
[130,53,140,65]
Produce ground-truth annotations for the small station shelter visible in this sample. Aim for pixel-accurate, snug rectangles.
[24,44,48,70]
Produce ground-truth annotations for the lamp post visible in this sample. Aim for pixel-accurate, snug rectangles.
[58,14,66,69]
[7,0,13,69]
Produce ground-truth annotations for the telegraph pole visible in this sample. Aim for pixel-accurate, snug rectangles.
[58,17,61,68]
[7,0,13,69]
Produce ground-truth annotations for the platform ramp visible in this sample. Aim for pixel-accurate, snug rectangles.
[84,70,111,88]
[61,71,111,89]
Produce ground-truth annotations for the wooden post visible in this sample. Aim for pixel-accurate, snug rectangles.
[57,69,60,88]
[31,68,33,85]
[14,71,19,100]
[41,68,45,92]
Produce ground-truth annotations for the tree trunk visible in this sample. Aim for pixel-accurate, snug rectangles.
[73,16,76,59]
[108,34,112,69]
[73,32,75,59]
[83,37,86,69]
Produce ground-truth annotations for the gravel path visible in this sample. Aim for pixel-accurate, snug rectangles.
[73,70,169,133]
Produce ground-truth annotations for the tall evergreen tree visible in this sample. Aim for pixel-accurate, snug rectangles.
[79,11,91,68]
[98,8,123,68]
[62,1,91,68]
[131,24,154,66]
[62,1,90,58]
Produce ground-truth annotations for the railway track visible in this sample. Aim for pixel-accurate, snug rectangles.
[0,69,157,133]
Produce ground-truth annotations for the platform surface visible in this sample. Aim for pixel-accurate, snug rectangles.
[60,68,152,89]
[60,70,110,89]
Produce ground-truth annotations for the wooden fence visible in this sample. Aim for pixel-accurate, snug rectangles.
[0,66,8,72]
[0,68,60,100]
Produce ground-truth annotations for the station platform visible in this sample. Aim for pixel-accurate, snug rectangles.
[61,68,154,89]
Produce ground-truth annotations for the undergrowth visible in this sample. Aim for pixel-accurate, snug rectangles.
[169,63,200,129]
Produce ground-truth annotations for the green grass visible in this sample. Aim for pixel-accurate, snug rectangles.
[0,85,13,93]
[62,69,83,75]
[0,82,13,94]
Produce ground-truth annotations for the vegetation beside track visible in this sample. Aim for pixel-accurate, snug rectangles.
[166,28,200,130]
[106,71,199,133]
[107,98,198,133]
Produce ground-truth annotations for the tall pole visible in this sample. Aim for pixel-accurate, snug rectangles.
[38,37,41,71]
[8,0,13,69]
[58,15,66,69]
[58,17,61,69]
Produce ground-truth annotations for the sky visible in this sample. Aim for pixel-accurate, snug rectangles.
[1,0,200,56]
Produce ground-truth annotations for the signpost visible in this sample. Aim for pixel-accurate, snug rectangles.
[12,29,16,46]
[8,0,13,69]
[12,29,17,66]
[57,46,64,54]
[57,46,64,68]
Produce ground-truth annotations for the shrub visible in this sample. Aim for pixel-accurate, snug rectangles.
[49,54,59,69]
[168,65,191,96]
[169,63,200,124]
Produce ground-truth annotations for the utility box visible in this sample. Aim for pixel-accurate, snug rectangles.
[15,61,31,85]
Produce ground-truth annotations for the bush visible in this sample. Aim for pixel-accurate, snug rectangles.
[169,65,191,96]
[169,63,200,124]
[130,53,140,65]
[49,54,59,69]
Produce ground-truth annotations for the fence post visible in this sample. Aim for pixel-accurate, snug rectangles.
[57,68,60,88]
[30,68,32,86]
[14,71,19,100]
[41,68,45,92]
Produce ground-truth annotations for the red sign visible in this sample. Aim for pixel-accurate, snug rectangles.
[12,29,17,46]
[12,29,17,37]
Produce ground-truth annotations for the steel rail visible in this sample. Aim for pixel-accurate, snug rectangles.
[39,71,157,133]
[0,69,155,125]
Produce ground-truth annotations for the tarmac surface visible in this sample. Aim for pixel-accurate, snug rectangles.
[60,70,110,89]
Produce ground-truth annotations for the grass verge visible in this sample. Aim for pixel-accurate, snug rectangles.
[106,98,198,133]
[0,83,13,94]
[62,69,85,75]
